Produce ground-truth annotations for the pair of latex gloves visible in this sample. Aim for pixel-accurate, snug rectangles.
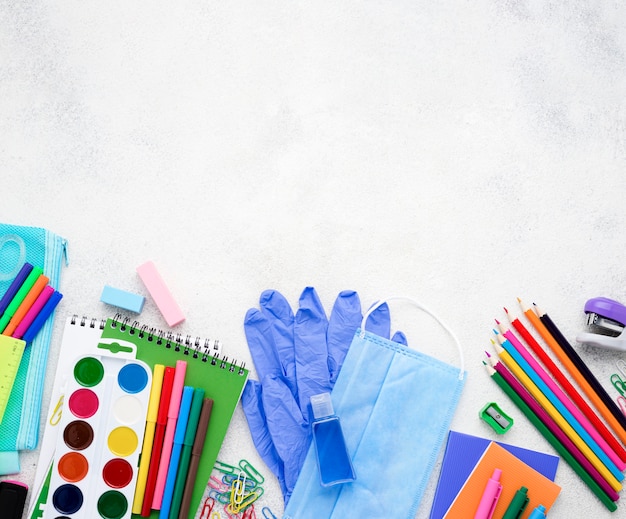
[241,287,406,504]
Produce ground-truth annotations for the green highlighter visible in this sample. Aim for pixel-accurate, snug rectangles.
[502,486,529,519]
[168,387,205,519]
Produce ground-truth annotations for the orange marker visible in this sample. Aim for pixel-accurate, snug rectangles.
[3,274,49,337]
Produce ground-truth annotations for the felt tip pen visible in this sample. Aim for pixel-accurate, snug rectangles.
[168,387,205,519]
[528,504,547,519]
[2,273,49,336]
[0,263,33,316]
[159,385,194,519]
[501,486,529,519]
[132,364,166,515]
[153,360,188,509]
[178,397,214,519]
[142,366,176,517]
[0,265,43,333]
[21,290,63,344]
[473,468,502,519]
[12,284,54,339]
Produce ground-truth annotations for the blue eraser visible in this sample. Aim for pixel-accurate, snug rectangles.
[100,285,145,313]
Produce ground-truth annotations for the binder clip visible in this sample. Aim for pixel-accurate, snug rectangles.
[576,297,626,352]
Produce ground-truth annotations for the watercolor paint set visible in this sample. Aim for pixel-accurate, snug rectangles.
[43,352,152,519]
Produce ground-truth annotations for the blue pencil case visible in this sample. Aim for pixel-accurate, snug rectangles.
[0,223,68,472]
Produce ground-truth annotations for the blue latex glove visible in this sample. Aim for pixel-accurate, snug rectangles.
[241,287,407,503]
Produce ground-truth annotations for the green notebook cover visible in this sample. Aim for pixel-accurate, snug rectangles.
[100,316,249,519]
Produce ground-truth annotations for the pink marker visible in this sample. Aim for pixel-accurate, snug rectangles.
[474,468,502,519]
[12,285,54,339]
[137,261,185,327]
[151,360,187,509]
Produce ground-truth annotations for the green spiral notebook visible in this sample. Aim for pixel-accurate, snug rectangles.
[30,314,248,519]
[100,316,249,519]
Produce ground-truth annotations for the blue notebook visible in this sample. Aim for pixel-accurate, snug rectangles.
[429,431,560,519]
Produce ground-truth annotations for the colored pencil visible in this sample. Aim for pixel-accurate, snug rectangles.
[492,341,622,492]
[496,322,625,471]
[505,307,626,464]
[484,359,618,511]
[536,303,626,436]
[518,298,626,446]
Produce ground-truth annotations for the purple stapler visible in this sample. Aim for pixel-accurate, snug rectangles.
[576,297,626,352]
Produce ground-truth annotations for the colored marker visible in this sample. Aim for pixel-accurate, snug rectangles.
[0,263,33,316]
[3,273,49,336]
[168,387,205,519]
[474,468,502,519]
[502,486,529,519]
[159,386,194,518]
[11,284,54,339]
[0,265,43,333]
[153,360,188,509]
[21,290,63,344]
[142,366,176,517]
[132,364,166,515]
[528,504,547,519]
[178,397,214,519]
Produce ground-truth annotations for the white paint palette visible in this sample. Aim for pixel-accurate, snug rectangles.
[44,354,152,519]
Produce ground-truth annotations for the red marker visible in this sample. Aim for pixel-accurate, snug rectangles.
[141,365,176,516]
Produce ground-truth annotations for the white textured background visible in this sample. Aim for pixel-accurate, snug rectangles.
[2,2,626,518]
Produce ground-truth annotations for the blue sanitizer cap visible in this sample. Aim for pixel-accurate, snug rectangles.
[311,393,334,420]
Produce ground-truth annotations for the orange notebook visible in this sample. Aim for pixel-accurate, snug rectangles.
[443,441,561,518]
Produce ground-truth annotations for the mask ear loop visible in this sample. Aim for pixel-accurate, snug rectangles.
[360,297,465,381]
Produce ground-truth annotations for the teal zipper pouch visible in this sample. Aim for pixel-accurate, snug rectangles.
[0,223,67,473]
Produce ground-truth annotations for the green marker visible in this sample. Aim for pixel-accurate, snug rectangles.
[168,387,205,519]
[501,486,529,519]
[0,266,43,333]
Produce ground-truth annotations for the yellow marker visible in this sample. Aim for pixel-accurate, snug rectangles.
[132,364,165,514]
[0,335,26,424]
[494,342,623,492]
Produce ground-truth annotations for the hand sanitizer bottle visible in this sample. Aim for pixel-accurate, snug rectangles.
[310,392,356,487]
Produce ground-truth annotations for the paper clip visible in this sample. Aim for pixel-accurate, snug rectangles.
[49,395,64,425]
[215,460,238,474]
[617,359,626,379]
[610,373,626,396]
[262,506,278,519]
[618,396,626,417]
[232,473,247,506]
[239,459,265,484]
[242,505,257,519]
[211,513,222,519]
[223,473,256,491]
[210,475,228,491]
[199,497,216,519]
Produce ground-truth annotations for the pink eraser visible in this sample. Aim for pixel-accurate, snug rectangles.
[136,261,185,327]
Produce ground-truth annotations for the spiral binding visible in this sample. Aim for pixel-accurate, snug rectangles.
[107,313,247,376]
[71,314,106,330]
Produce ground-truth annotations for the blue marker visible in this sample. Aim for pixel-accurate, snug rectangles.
[528,504,547,519]
[22,290,62,344]
[159,386,194,518]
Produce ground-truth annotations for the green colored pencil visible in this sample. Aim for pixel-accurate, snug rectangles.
[484,361,618,512]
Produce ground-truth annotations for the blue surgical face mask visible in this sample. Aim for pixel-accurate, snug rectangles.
[284,297,466,519]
